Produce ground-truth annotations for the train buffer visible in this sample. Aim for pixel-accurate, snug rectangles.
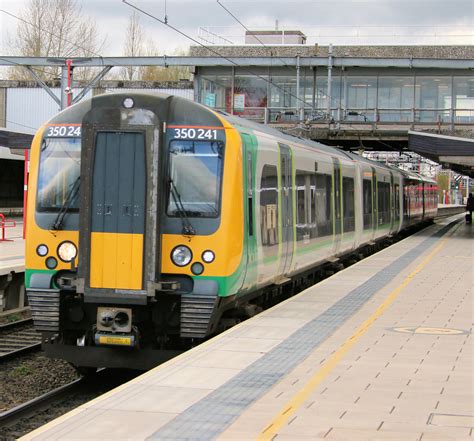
[21,214,472,441]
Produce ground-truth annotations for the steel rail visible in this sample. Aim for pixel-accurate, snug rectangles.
[0,377,84,427]
[0,318,42,361]
[0,317,33,332]
[0,343,42,362]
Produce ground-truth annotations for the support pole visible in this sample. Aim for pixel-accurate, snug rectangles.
[327,44,333,118]
[60,64,68,110]
[296,54,302,122]
[23,149,29,239]
[66,59,73,107]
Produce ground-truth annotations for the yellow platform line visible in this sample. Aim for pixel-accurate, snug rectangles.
[257,225,458,440]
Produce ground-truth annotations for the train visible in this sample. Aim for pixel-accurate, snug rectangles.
[25,92,437,370]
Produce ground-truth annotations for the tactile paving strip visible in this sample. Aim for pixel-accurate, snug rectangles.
[149,221,459,440]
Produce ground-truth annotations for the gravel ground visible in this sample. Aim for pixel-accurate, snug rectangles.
[0,352,79,412]
[1,368,139,440]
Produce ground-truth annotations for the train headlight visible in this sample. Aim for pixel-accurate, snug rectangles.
[57,241,77,262]
[36,244,48,257]
[202,250,215,263]
[171,245,192,267]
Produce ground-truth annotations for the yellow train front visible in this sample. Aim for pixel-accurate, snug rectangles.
[26,93,246,370]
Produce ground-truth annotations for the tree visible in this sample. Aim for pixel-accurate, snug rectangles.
[8,0,106,80]
[122,12,144,81]
[140,44,191,82]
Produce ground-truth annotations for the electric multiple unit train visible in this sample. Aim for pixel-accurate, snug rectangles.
[25,93,437,370]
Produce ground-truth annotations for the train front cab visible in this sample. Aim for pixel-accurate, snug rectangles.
[25,94,247,370]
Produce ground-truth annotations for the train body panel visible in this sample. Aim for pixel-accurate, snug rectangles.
[25,92,437,369]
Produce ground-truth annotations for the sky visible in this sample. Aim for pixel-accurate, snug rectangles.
[0,0,473,56]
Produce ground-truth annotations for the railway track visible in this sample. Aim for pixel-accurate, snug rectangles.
[0,369,139,436]
[0,377,85,428]
[0,318,42,361]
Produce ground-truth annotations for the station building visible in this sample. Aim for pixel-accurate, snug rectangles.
[191,44,474,143]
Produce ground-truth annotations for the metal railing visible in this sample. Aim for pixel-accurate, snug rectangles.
[221,106,474,128]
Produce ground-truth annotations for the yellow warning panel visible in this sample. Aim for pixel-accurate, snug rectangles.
[98,335,134,346]
[391,327,467,335]
[90,232,143,290]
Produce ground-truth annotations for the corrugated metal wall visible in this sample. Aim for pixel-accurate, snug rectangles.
[104,88,194,100]
[6,88,92,134]
[5,87,194,133]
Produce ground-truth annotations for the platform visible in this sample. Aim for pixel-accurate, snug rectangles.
[22,215,472,441]
[0,218,24,276]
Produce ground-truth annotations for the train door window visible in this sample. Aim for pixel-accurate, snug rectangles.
[260,165,279,250]
[309,174,316,238]
[342,177,355,233]
[363,179,372,229]
[394,184,400,221]
[296,170,310,241]
[403,185,409,220]
[247,152,253,236]
[378,182,391,225]
[314,173,333,237]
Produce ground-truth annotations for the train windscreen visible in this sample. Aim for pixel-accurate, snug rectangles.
[167,140,224,218]
[36,137,81,212]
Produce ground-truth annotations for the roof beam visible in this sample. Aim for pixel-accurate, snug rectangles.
[1,56,473,69]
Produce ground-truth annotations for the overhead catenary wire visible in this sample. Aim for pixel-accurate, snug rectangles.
[121,0,334,121]
[1,119,39,131]
[215,0,344,111]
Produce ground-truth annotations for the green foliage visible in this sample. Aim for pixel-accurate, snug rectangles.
[6,314,20,323]
[11,364,31,377]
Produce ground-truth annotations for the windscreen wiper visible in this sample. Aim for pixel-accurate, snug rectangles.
[51,176,80,231]
[169,178,196,236]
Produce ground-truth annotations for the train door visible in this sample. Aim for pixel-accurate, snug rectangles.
[422,183,426,219]
[241,133,257,290]
[332,158,342,253]
[278,144,294,276]
[88,132,146,290]
[371,167,377,235]
[390,172,395,231]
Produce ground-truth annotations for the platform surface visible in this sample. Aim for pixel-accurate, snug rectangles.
[22,216,473,441]
[0,218,24,275]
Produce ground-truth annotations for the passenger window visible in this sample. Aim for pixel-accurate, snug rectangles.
[343,177,355,233]
[314,173,333,237]
[260,165,278,251]
[296,170,317,242]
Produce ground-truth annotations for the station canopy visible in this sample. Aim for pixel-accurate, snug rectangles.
[0,128,34,150]
[409,131,474,178]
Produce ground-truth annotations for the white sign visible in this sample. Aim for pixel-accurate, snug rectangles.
[234,94,246,110]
